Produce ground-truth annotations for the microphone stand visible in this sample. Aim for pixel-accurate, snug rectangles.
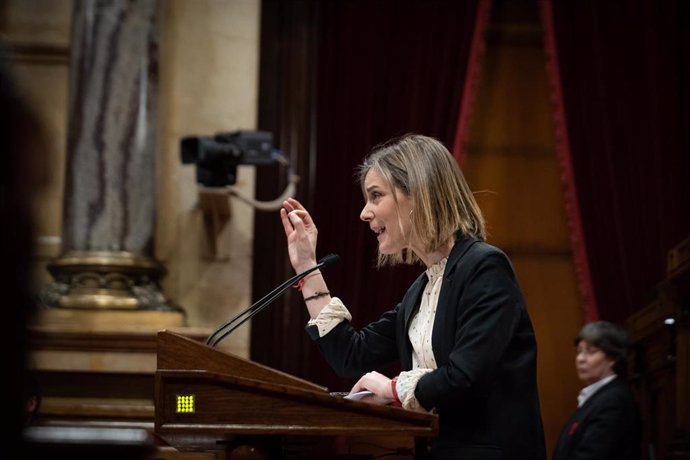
[206,254,339,347]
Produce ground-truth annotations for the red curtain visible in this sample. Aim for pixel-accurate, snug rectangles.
[541,0,690,323]
[453,0,492,164]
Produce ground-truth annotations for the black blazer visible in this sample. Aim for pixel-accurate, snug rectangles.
[307,237,546,460]
[552,377,641,460]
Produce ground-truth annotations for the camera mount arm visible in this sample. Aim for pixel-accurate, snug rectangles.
[198,171,299,211]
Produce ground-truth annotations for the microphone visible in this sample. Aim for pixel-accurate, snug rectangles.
[206,253,341,347]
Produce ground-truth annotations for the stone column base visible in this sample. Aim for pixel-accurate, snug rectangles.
[41,250,181,312]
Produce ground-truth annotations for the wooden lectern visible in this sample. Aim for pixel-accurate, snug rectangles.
[154,330,438,459]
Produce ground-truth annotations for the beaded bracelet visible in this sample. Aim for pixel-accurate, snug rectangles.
[391,376,402,407]
[304,291,330,302]
[391,376,400,403]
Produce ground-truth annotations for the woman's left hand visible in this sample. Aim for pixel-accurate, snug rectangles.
[349,371,395,405]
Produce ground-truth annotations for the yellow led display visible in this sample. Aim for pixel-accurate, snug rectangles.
[176,394,195,413]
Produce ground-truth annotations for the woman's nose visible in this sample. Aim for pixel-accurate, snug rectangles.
[360,204,372,222]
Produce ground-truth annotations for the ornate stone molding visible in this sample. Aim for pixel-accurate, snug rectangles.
[41,251,180,312]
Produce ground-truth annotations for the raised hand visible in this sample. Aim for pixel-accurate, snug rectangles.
[280,197,319,273]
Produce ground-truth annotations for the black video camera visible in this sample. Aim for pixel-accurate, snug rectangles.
[180,130,274,186]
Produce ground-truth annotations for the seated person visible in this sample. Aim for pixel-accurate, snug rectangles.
[553,321,641,460]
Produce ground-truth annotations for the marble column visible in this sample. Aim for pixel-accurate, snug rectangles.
[43,0,176,312]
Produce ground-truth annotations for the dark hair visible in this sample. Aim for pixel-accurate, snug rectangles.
[575,321,630,376]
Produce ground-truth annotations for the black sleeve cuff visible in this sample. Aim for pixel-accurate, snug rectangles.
[305,323,321,340]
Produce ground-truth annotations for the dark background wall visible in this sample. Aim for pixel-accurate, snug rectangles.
[251,0,690,456]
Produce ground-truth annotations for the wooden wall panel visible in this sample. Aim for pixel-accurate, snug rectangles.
[468,45,554,148]
[461,1,586,455]
[465,152,570,248]
[511,257,584,449]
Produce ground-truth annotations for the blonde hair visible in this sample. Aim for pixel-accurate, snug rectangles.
[357,134,486,266]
